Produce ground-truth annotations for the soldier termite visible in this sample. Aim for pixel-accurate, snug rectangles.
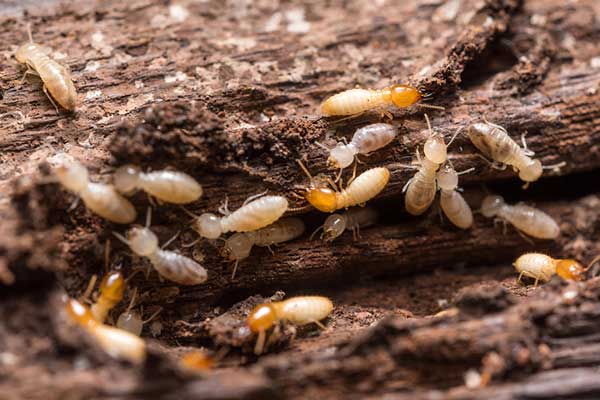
[180,350,215,371]
[15,25,77,111]
[436,163,474,229]
[480,195,560,239]
[52,154,137,224]
[113,209,208,285]
[296,160,390,213]
[90,271,125,322]
[320,123,398,171]
[65,298,146,364]
[247,296,333,355]
[320,84,442,117]
[403,115,456,216]
[468,121,565,186]
[113,165,203,204]
[513,253,600,286]
[116,288,162,336]
[186,194,289,239]
[312,206,378,242]
[222,217,305,279]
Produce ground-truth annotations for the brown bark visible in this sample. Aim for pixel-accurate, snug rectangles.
[1,0,600,399]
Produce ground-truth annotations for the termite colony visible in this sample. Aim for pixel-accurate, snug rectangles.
[20,24,578,367]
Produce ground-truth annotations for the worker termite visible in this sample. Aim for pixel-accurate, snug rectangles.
[480,195,560,239]
[15,25,77,111]
[52,154,137,224]
[222,217,305,279]
[320,84,441,117]
[321,123,398,170]
[116,289,162,336]
[403,115,454,216]
[113,165,203,204]
[113,209,208,285]
[297,160,390,213]
[247,296,333,355]
[65,298,146,364]
[468,121,565,185]
[436,163,474,229]
[187,194,289,239]
[513,253,599,286]
[312,206,378,241]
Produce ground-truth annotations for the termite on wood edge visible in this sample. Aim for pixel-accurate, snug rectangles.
[514,253,600,286]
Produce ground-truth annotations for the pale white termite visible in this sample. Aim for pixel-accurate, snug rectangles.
[513,253,588,286]
[116,289,162,336]
[468,121,564,184]
[15,26,77,111]
[480,195,560,239]
[247,296,333,355]
[314,206,378,242]
[298,160,390,212]
[188,194,289,239]
[403,116,452,216]
[436,163,474,229]
[66,298,146,364]
[222,217,305,278]
[52,154,137,224]
[323,123,398,170]
[113,210,208,285]
[113,165,203,204]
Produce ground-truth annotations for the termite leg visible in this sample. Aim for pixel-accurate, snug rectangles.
[20,67,40,83]
[254,330,266,355]
[80,274,98,303]
[312,320,327,330]
[68,196,80,211]
[534,278,539,288]
[296,159,313,181]
[309,225,324,240]
[42,85,60,114]
[516,229,535,245]
[346,162,358,187]
[266,245,275,256]
[520,133,535,156]
[230,260,240,280]
[104,239,111,273]
[517,272,524,285]
[242,190,269,207]
[218,196,231,216]
[402,177,414,193]
[181,238,200,248]
[142,307,162,324]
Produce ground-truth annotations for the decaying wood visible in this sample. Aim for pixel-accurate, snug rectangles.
[1,0,600,399]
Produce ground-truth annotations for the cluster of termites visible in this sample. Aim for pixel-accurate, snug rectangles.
[29,22,576,362]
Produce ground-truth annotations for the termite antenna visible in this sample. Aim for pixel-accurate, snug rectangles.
[585,255,600,271]
[447,126,465,147]
[26,23,33,43]
[104,239,111,273]
[125,287,138,314]
[542,161,567,171]
[309,225,324,240]
[112,231,129,246]
[143,307,162,324]
[180,206,199,220]
[145,207,152,228]
[424,113,433,134]
[80,274,98,302]
[314,141,330,151]
[296,159,313,181]
[457,167,476,176]
[417,103,445,111]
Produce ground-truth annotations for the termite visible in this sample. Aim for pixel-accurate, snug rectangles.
[114,209,208,285]
[436,163,474,229]
[480,195,560,239]
[321,84,441,117]
[247,296,333,355]
[513,253,597,286]
[187,194,289,239]
[222,217,305,279]
[52,154,137,224]
[65,298,146,364]
[15,25,77,111]
[180,350,215,371]
[403,115,453,216]
[313,206,378,242]
[113,165,203,204]
[90,271,125,322]
[116,289,162,336]
[321,123,398,170]
[468,121,565,185]
[297,160,390,213]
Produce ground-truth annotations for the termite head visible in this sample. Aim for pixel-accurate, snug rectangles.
[15,43,38,64]
[389,84,422,108]
[306,187,338,213]
[194,213,223,239]
[53,155,89,194]
[65,298,96,328]
[247,303,278,333]
[99,271,125,303]
[518,159,542,182]
[328,144,354,170]
[322,214,347,242]
[113,165,142,195]
[423,133,447,164]
[480,195,505,218]
[221,233,253,261]
[436,163,458,191]
[555,259,586,281]
[127,227,159,256]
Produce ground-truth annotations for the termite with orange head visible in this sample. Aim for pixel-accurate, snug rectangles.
[51,154,137,224]
[468,121,565,186]
[186,194,289,240]
[320,84,442,117]
[221,217,305,279]
[113,165,202,204]
[480,195,559,240]
[313,206,378,242]
[513,253,599,286]
[296,160,390,213]
[247,296,333,355]
[15,25,77,111]
[114,208,208,285]
[436,163,474,229]
[65,298,146,364]
[90,271,125,323]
